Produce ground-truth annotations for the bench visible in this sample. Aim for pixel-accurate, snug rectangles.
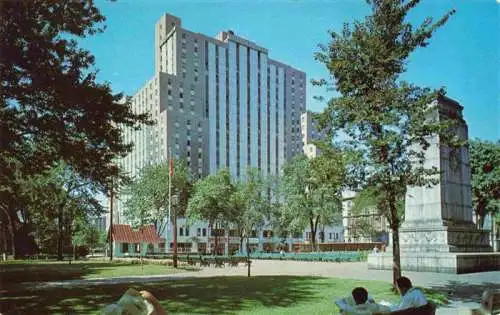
[229,260,239,267]
[187,257,198,266]
[200,259,210,267]
[214,259,225,268]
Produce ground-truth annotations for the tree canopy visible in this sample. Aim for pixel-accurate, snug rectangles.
[187,168,235,230]
[469,139,500,228]
[280,147,344,250]
[0,0,151,255]
[314,0,456,283]
[230,168,269,249]
[124,160,192,236]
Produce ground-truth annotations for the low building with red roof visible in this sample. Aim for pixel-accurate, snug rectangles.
[108,224,165,257]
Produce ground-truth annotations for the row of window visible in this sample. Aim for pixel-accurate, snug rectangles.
[121,242,160,253]
[304,232,341,240]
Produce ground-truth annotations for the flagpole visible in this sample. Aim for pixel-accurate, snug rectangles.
[168,147,172,229]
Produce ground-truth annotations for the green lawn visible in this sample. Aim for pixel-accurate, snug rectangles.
[0,260,195,284]
[0,275,448,314]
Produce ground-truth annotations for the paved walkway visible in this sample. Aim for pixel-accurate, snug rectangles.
[20,260,500,314]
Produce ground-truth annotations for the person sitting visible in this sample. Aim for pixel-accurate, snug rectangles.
[100,288,166,315]
[392,276,428,311]
[335,287,391,314]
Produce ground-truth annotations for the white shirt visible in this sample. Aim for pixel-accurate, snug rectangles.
[336,296,391,315]
[393,288,428,311]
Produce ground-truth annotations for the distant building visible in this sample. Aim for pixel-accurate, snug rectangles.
[115,12,306,254]
[301,111,328,158]
[342,190,388,243]
[109,224,164,257]
[300,110,345,243]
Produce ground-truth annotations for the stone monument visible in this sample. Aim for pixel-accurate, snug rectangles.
[368,95,500,273]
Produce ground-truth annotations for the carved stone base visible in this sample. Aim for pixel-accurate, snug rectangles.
[398,224,491,253]
[368,252,500,274]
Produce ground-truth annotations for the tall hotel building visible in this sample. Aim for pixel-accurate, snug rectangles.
[116,14,306,222]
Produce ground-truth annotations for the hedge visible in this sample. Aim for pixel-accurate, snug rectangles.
[233,251,367,262]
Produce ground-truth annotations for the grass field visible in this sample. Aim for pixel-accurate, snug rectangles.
[0,260,194,284]
[0,261,449,314]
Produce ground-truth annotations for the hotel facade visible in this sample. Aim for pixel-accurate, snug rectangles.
[115,13,346,254]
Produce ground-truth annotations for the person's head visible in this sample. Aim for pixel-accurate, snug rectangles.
[351,287,368,305]
[395,276,413,296]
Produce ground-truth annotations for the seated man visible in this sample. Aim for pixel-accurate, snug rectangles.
[392,276,428,311]
[335,287,391,315]
[100,288,166,315]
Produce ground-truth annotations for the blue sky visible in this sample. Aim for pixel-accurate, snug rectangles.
[82,0,499,141]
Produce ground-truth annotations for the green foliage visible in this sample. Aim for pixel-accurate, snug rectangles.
[314,0,456,282]
[230,168,269,241]
[124,160,192,235]
[280,147,344,249]
[234,251,364,262]
[187,168,235,228]
[469,139,500,228]
[349,186,401,240]
[19,161,103,258]
[0,0,152,256]
[73,225,105,251]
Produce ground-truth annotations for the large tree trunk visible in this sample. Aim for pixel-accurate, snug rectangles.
[214,222,219,256]
[478,214,485,230]
[309,218,316,252]
[239,233,244,254]
[391,225,401,288]
[314,217,320,251]
[492,214,497,252]
[246,236,251,277]
[390,197,402,288]
[1,207,15,257]
[57,207,64,260]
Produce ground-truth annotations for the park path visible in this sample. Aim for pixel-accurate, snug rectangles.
[21,260,500,314]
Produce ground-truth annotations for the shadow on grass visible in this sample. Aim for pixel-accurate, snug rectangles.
[0,276,329,314]
[428,280,500,307]
[0,260,197,286]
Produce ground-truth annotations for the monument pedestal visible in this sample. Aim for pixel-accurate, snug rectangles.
[398,223,492,253]
[368,252,500,274]
[368,96,500,274]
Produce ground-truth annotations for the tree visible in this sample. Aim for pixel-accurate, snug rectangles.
[0,1,152,255]
[469,139,500,229]
[228,168,270,277]
[280,148,344,251]
[233,169,269,253]
[124,159,192,267]
[73,224,105,257]
[349,186,402,241]
[187,169,235,255]
[22,162,104,260]
[124,160,192,236]
[314,0,456,285]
